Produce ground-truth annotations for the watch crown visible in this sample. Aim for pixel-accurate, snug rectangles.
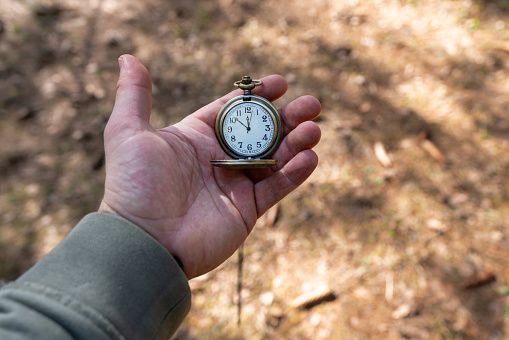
[241,76,254,85]
[234,76,263,94]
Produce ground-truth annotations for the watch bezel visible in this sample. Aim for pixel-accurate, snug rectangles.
[215,94,283,160]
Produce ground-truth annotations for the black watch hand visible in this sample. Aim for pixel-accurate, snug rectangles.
[236,117,250,132]
[246,114,252,132]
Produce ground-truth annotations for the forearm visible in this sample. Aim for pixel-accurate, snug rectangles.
[0,213,191,340]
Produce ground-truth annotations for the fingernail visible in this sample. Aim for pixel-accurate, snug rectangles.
[118,56,124,70]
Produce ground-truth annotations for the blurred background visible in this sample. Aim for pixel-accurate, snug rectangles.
[1,0,509,338]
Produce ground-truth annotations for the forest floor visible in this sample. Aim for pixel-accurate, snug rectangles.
[2,0,509,339]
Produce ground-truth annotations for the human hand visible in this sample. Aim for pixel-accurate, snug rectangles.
[99,55,321,279]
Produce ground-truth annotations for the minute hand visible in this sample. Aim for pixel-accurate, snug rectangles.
[246,113,253,131]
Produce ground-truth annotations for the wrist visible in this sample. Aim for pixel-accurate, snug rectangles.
[98,199,186,272]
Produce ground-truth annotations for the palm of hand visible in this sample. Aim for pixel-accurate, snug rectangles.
[103,116,257,278]
[100,55,320,279]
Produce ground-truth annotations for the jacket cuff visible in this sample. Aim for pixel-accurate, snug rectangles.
[17,212,191,339]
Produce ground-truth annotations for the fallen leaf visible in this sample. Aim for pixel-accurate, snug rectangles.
[418,132,445,163]
[374,141,392,167]
[426,218,447,232]
[391,303,412,319]
[291,284,335,310]
[461,269,496,289]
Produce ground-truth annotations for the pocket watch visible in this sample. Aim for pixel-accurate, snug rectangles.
[210,76,283,169]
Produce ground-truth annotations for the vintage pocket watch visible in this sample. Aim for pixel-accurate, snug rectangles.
[210,76,283,169]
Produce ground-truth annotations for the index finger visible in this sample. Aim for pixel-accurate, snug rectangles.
[191,75,288,128]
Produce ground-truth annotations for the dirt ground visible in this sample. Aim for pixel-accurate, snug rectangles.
[1,0,509,339]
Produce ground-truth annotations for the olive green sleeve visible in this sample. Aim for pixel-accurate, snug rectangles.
[0,212,191,340]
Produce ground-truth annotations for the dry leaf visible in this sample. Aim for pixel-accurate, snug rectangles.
[374,141,392,167]
[291,285,335,310]
[426,218,447,232]
[421,139,445,163]
[391,303,412,319]
[461,270,496,289]
[418,132,445,163]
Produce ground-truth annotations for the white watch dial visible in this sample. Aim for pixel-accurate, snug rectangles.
[222,102,276,157]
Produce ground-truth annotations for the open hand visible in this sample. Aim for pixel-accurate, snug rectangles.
[99,55,321,279]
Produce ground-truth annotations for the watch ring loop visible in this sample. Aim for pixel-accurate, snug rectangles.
[234,79,263,89]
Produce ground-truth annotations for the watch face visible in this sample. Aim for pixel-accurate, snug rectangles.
[222,102,276,157]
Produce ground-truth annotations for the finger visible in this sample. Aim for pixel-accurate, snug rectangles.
[191,75,288,128]
[275,121,321,168]
[254,149,318,216]
[280,95,321,135]
[106,54,153,137]
[246,121,321,183]
[251,75,288,101]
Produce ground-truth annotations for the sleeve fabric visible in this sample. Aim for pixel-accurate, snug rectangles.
[0,212,191,340]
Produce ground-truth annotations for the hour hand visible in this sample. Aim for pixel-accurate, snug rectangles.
[235,118,250,132]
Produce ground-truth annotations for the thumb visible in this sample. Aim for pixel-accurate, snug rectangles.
[106,55,153,137]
